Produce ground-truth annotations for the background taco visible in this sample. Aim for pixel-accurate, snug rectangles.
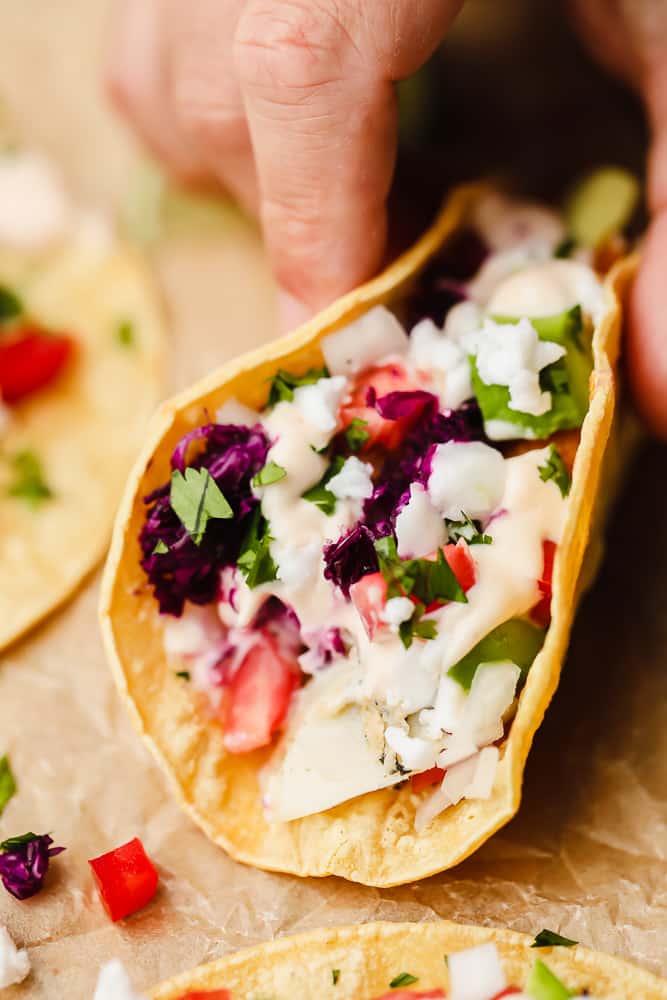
[101,182,636,886]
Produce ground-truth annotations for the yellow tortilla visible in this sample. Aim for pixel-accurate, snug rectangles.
[149,920,667,999]
[0,229,164,650]
[100,184,635,886]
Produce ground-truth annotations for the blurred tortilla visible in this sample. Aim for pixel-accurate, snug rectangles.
[149,920,667,999]
[0,230,164,650]
[100,183,635,886]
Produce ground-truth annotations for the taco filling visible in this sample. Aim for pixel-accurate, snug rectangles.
[136,191,624,830]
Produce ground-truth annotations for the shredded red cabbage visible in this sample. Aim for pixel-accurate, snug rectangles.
[250,596,303,657]
[0,833,65,900]
[300,626,347,672]
[405,227,487,330]
[140,423,269,616]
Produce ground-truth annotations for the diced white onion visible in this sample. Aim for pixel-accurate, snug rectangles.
[447,942,507,1000]
[428,441,506,521]
[395,483,447,558]
[441,753,479,805]
[320,305,409,376]
[414,782,451,833]
[326,456,374,501]
[93,959,147,1000]
[466,745,499,799]
[0,925,30,988]
[292,376,347,437]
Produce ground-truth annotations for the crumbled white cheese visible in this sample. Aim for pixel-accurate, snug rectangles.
[0,926,30,988]
[0,151,71,249]
[382,596,415,626]
[321,305,409,376]
[93,959,146,1000]
[407,318,472,409]
[428,440,506,521]
[486,258,606,324]
[384,724,437,771]
[485,418,538,442]
[216,397,262,426]
[447,941,507,1000]
[272,540,321,589]
[464,317,565,417]
[292,376,347,442]
[443,300,483,343]
[326,455,374,501]
[395,483,447,558]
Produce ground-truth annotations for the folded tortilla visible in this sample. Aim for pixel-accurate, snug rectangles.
[148,920,666,999]
[100,183,636,886]
[0,221,164,650]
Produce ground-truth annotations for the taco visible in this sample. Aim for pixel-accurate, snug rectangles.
[143,920,667,999]
[0,149,164,650]
[101,177,637,886]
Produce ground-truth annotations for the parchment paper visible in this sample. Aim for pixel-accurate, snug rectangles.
[1,2,666,998]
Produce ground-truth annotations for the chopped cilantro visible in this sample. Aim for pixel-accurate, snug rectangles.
[153,540,169,555]
[0,285,23,322]
[398,601,438,649]
[302,455,345,515]
[0,756,17,817]
[115,318,135,347]
[554,236,576,259]
[331,969,340,985]
[531,929,578,949]
[375,535,467,607]
[252,461,286,487]
[267,366,329,406]
[175,670,191,681]
[0,832,37,851]
[7,450,53,509]
[538,444,571,497]
[237,508,278,588]
[170,467,233,545]
[389,972,418,988]
[445,512,492,545]
[344,417,370,452]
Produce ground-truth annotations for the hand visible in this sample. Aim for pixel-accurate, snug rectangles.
[108,0,461,330]
[571,0,667,437]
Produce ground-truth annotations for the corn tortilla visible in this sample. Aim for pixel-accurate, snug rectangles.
[0,232,164,650]
[100,184,635,886]
[149,920,667,999]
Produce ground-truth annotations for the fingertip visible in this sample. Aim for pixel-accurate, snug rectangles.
[277,288,313,333]
[627,211,667,439]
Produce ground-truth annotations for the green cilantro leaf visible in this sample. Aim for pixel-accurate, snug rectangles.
[0,756,17,817]
[7,450,53,508]
[170,467,233,545]
[375,536,467,606]
[398,602,438,649]
[554,236,576,259]
[302,455,345,516]
[531,929,578,949]
[153,540,169,555]
[344,417,370,452]
[237,508,278,588]
[267,366,329,406]
[115,318,135,347]
[445,512,492,545]
[0,832,38,851]
[389,973,418,989]
[331,970,340,985]
[538,444,571,498]
[0,285,23,322]
[252,461,286,487]
[175,670,191,681]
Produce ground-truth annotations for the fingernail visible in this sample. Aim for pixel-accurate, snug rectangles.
[277,289,312,333]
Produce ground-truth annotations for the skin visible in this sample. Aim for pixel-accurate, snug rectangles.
[109,0,667,437]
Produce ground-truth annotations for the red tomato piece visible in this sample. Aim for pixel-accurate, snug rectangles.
[88,837,158,922]
[410,766,446,793]
[531,539,556,628]
[350,572,388,638]
[370,991,445,999]
[443,540,476,594]
[339,363,418,450]
[490,989,522,999]
[0,328,73,403]
[176,992,233,1000]
[222,634,300,754]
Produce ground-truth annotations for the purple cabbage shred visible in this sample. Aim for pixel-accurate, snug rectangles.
[0,834,65,900]
[140,423,270,616]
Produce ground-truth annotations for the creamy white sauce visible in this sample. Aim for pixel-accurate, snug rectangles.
[487,258,606,324]
[93,960,146,1000]
[0,926,30,989]
[0,151,71,249]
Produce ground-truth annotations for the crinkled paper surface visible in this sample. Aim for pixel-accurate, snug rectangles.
[0,1,666,997]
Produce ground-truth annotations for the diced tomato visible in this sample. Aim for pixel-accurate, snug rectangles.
[339,363,419,450]
[410,766,446,793]
[490,989,522,999]
[88,837,159,922]
[176,992,232,1000]
[350,572,388,638]
[370,991,445,999]
[222,633,300,754]
[0,328,73,403]
[443,540,476,594]
[531,539,556,628]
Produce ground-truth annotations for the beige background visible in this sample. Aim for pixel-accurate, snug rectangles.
[0,2,666,998]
